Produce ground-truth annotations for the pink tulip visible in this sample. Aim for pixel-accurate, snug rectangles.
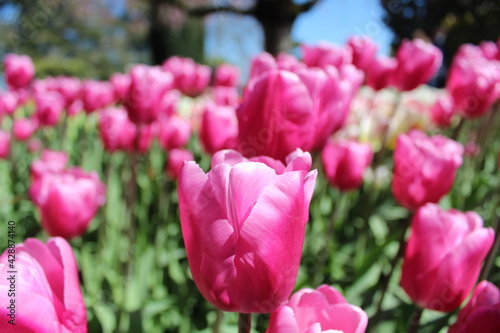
[214,63,240,87]
[431,94,455,127]
[447,48,500,118]
[391,39,442,91]
[162,56,211,97]
[55,76,81,107]
[13,117,39,141]
[166,148,194,179]
[158,116,191,150]
[81,80,115,113]
[266,285,368,333]
[366,56,397,91]
[392,130,463,210]
[479,41,498,60]
[98,107,137,152]
[0,91,19,116]
[3,54,35,90]
[302,42,352,69]
[110,72,131,101]
[213,86,239,106]
[178,149,317,313]
[448,281,500,333]
[401,203,494,312]
[35,167,106,239]
[237,66,362,161]
[249,53,306,82]
[321,139,373,191]
[347,35,378,72]
[158,90,181,120]
[29,150,69,205]
[125,64,173,124]
[200,103,238,154]
[0,130,11,159]
[0,237,87,332]
[34,91,65,126]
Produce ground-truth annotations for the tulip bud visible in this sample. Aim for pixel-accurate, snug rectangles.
[214,63,240,87]
[448,281,500,333]
[81,80,115,113]
[178,149,317,313]
[162,57,211,97]
[392,130,463,210]
[13,118,39,141]
[431,94,455,127]
[3,54,35,90]
[110,72,131,101]
[166,148,194,179]
[266,285,368,333]
[447,46,500,118]
[35,168,106,239]
[98,107,137,153]
[200,103,238,154]
[366,56,397,91]
[391,39,442,91]
[0,237,87,332]
[0,91,19,116]
[158,116,191,150]
[34,91,65,126]
[301,42,352,69]
[401,204,494,312]
[347,35,378,72]
[125,65,173,124]
[321,139,373,191]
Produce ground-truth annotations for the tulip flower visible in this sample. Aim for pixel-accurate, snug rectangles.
[162,56,211,97]
[447,48,500,118]
[321,139,373,191]
[213,86,239,106]
[166,148,194,179]
[366,56,397,91]
[237,65,363,161]
[34,91,65,127]
[158,116,191,150]
[80,80,115,113]
[0,237,87,332]
[301,42,352,69]
[448,281,500,333]
[391,39,442,91]
[347,35,377,72]
[431,94,455,127]
[401,204,494,312]
[266,285,368,333]
[214,63,240,87]
[125,64,173,124]
[13,117,39,141]
[178,149,317,313]
[110,72,131,101]
[0,130,10,159]
[98,107,137,153]
[0,91,19,116]
[35,167,106,239]
[392,130,463,211]
[3,54,35,90]
[55,76,81,107]
[200,103,238,154]
[29,150,69,205]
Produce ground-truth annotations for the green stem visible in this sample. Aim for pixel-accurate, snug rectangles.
[369,215,411,332]
[212,309,224,333]
[373,91,402,167]
[407,307,424,333]
[238,313,251,333]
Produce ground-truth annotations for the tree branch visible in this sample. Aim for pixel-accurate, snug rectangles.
[298,0,320,13]
[188,3,255,17]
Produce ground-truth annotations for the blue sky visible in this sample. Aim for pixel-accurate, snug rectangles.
[205,0,394,77]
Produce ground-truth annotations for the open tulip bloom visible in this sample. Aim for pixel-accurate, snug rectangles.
[178,149,317,314]
[0,237,87,332]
